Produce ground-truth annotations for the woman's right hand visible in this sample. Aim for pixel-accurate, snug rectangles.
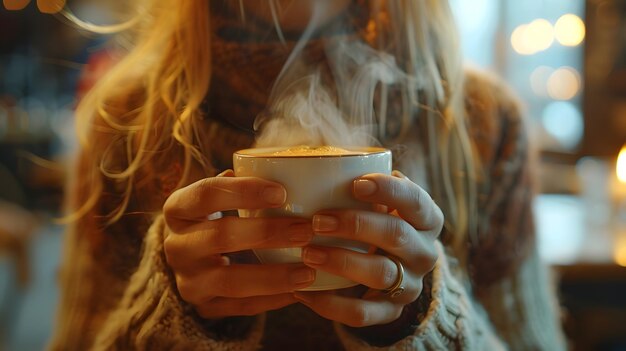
[162,170,316,319]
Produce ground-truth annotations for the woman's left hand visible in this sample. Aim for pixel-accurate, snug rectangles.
[294,171,444,327]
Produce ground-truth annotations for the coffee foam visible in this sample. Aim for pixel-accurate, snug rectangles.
[236,146,388,158]
[270,145,358,156]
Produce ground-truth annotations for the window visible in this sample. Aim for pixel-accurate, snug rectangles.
[451,0,586,153]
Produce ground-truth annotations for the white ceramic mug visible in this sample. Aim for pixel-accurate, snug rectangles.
[233,146,392,290]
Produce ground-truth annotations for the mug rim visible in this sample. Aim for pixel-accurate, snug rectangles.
[234,146,390,158]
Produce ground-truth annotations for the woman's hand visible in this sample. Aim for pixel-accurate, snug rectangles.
[162,170,316,319]
[294,171,443,327]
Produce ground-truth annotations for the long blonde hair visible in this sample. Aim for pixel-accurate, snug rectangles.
[70,0,476,259]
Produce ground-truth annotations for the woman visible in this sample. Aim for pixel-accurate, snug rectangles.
[50,1,566,349]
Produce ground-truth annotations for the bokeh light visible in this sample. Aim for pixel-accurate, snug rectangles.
[555,14,586,47]
[3,0,30,10]
[615,234,626,267]
[3,0,65,12]
[511,24,534,55]
[511,19,554,55]
[547,67,581,100]
[530,66,554,97]
[542,101,584,149]
[617,144,626,183]
[526,19,555,52]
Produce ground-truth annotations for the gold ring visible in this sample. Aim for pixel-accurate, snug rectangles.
[382,255,405,298]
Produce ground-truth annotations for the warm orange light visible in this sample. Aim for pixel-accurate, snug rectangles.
[36,0,65,14]
[617,144,626,183]
[615,234,626,267]
[3,0,30,10]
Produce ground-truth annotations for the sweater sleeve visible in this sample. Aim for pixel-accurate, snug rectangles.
[48,118,265,350]
[335,241,500,350]
[90,215,265,350]
[335,71,567,350]
[335,242,566,350]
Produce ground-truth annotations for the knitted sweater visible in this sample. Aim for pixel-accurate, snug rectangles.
[47,69,567,350]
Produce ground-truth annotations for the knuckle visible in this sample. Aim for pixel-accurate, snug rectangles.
[433,205,445,232]
[389,179,403,200]
[213,218,235,250]
[162,194,185,232]
[163,235,180,266]
[163,235,186,269]
[195,178,218,201]
[392,178,420,206]
[340,254,356,273]
[388,220,411,249]
[413,183,423,206]
[416,242,439,271]
[349,305,371,327]
[414,279,424,297]
[350,211,366,238]
[425,245,440,268]
[175,276,197,303]
[379,259,397,288]
[162,194,176,220]
[402,283,423,304]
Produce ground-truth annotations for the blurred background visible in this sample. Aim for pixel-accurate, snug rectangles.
[1,0,625,350]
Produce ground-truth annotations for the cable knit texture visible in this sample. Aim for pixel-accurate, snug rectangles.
[92,216,266,350]
[335,242,557,350]
[48,69,567,350]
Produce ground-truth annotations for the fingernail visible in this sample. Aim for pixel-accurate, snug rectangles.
[312,215,339,232]
[293,292,313,304]
[263,186,286,205]
[392,170,408,179]
[302,247,328,265]
[354,179,377,196]
[290,267,315,285]
[288,223,313,242]
[217,169,234,177]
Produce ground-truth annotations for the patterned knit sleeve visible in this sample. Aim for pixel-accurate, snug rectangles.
[467,71,568,349]
[334,71,567,350]
[335,242,505,350]
[47,113,265,350]
[91,215,266,350]
[335,242,566,350]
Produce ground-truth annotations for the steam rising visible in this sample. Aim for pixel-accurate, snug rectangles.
[254,1,420,148]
